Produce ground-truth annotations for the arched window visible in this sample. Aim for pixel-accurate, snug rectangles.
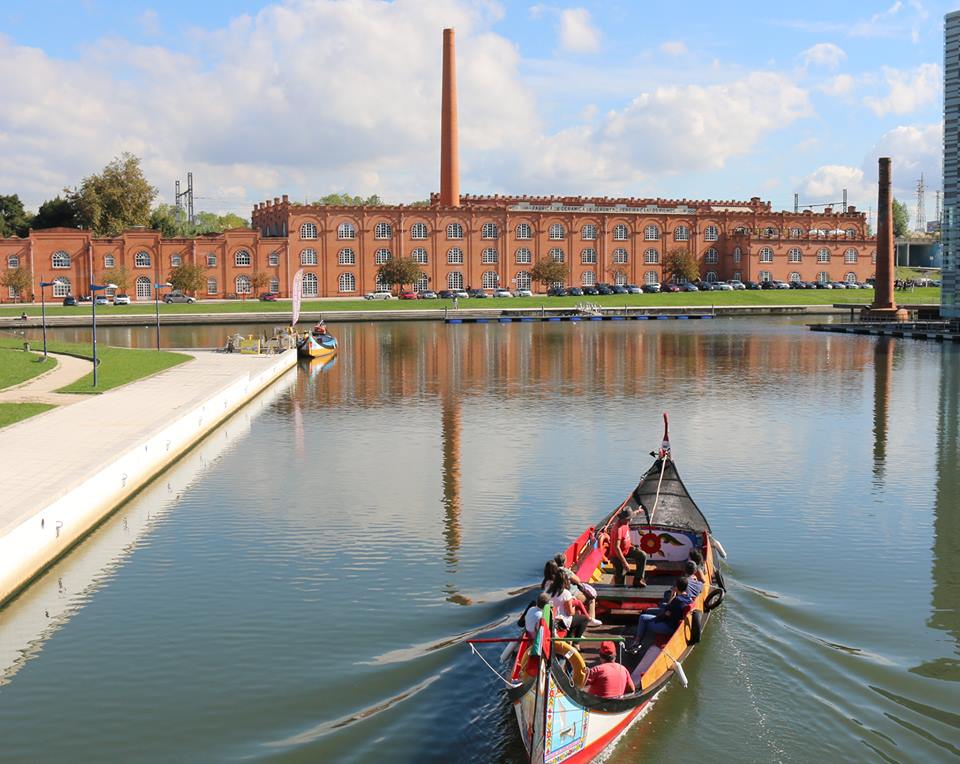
[375,273,388,292]
[732,270,742,282]
[269,278,279,294]
[788,248,802,262]
[817,248,830,263]
[613,223,629,241]
[7,256,19,268]
[52,251,72,269]
[673,225,689,241]
[448,271,464,289]
[207,278,217,295]
[763,227,779,238]
[516,223,532,240]
[706,271,718,282]
[614,272,627,286]
[482,271,498,289]
[644,271,658,285]
[644,249,659,264]
[133,251,151,268]
[481,248,498,264]
[337,272,354,293]
[206,254,217,267]
[337,222,356,240]
[845,228,857,238]
[135,275,152,300]
[817,271,829,283]
[236,274,252,295]
[234,249,251,267]
[759,271,772,283]
[300,222,318,239]
[303,272,319,296]
[549,223,565,240]
[515,271,532,290]
[789,272,801,283]
[268,253,279,266]
[339,248,356,266]
[581,270,596,286]
[103,255,115,268]
[447,247,464,264]
[581,248,597,264]
[790,227,802,238]
[581,224,597,240]
[411,247,428,264]
[515,248,532,264]
[410,222,428,240]
[447,223,464,240]
[53,277,71,297]
[644,224,660,241]
[549,248,565,263]
[613,248,628,264]
[759,247,773,263]
[845,272,857,283]
[844,248,858,263]
[704,248,718,264]
[481,222,498,239]
[300,249,318,266]
[703,225,719,241]
[375,248,392,264]
[414,275,429,291]
[733,247,742,263]
[374,222,392,240]
[171,255,182,267]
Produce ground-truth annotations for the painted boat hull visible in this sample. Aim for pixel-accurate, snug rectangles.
[297,332,337,359]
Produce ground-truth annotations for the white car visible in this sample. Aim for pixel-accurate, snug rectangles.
[452,289,469,299]
[493,288,513,298]
[714,282,734,291]
[364,291,394,300]
[728,280,746,290]
[512,288,534,297]
[774,281,792,289]
[113,294,131,305]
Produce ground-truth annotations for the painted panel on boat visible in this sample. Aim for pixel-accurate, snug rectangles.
[545,675,588,763]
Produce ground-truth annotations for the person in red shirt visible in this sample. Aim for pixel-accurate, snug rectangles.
[584,641,635,698]
[607,508,648,588]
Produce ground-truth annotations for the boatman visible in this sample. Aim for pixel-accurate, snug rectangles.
[607,508,648,588]
[584,641,635,698]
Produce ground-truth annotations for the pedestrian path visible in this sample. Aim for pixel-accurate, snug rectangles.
[0,352,92,405]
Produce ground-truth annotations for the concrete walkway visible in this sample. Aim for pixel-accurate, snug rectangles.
[0,352,92,405]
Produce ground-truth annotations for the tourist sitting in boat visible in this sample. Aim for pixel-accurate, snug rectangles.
[689,549,706,583]
[643,562,702,620]
[607,508,648,588]
[523,593,551,637]
[630,577,693,651]
[684,560,704,598]
[542,556,598,621]
[584,641,635,698]
[546,571,591,639]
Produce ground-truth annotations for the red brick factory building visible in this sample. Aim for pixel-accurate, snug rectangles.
[1,28,876,302]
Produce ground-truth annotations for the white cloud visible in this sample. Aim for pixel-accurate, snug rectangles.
[138,9,161,36]
[659,41,687,56]
[818,73,855,97]
[863,63,940,116]
[559,8,600,53]
[799,42,846,69]
[798,164,869,201]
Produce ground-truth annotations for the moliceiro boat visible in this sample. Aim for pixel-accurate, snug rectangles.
[469,416,726,763]
[297,322,338,360]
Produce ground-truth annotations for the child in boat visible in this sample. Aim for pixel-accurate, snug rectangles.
[584,641,635,698]
[546,571,592,638]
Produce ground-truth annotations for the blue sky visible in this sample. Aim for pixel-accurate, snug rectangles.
[0,0,949,225]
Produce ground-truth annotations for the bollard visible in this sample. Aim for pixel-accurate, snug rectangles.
[23,341,31,352]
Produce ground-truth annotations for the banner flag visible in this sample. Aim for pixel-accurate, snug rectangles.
[291,268,304,327]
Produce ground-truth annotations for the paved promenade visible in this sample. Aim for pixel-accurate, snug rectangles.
[0,352,91,405]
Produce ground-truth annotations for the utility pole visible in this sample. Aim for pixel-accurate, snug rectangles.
[794,193,799,213]
[174,172,195,226]
[915,173,926,233]
[935,190,942,231]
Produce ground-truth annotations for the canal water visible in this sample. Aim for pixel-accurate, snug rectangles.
[0,319,957,763]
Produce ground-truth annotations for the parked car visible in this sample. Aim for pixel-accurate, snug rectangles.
[437,289,454,299]
[612,285,629,294]
[774,281,791,289]
[547,286,568,297]
[662,283,681,293]
[513,288,533,297]
[493,288,513,298]
[625,284,643,294]
[744,280,761,290]
[165,292,196,304]
[466,288,488,298]
[596,285,615,295]
[452,289,470,299]
[259,292,278,301]
[399,291,419,299]
[714,282,734,291]
[681,283,699,292]
[113,294,131,305]
[642,283,661,293]
[364,291,394,300]
[568,287,584,296]
[77,295,91,303]
[815,281,833,289]
[582,286,599,296]
[62,296,77,306]
[696,282,715,291]
[94,295,109,305]
[830,282,847,289]
[728,280,746,290]
[418,290,438,299]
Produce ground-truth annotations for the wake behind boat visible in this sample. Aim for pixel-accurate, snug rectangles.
[467,415,727,763]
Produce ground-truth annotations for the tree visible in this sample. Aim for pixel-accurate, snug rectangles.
[376,257,424,293]
[0,266,32,301]
[249,271,270,296]
[663,248,699,284]
[99,266,130,294]
[313,193,383,206]
[69,153,157,236]
[892,198,910,238]
[0,194,32,238]
[530,257,568,292]
[149,204,250,237]
[32,196,79,230]
[167,262,206,295]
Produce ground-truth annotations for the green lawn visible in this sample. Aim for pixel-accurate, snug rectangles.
[0,348,56,390]
[0,287,941,317]
[0,402,56,429]
[0,337,191,394]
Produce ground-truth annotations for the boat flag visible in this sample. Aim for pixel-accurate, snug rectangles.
[291,269,304,328]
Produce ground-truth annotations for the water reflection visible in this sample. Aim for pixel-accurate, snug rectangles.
[872,337,895,485]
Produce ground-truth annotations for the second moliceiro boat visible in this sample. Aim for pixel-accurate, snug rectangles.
[297,321,338,360]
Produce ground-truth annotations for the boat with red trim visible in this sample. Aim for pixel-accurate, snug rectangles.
[297,322,338,360]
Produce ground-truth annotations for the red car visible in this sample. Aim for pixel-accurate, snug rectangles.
[662,283,681,293]
[399,291,419,300]
[259,292,278,301]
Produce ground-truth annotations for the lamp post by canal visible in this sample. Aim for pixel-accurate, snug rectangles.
[89,282,117,388]
[38,280,55,359]
[153,281,172,351]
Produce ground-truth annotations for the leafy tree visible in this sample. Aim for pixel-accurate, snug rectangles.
[0,194,32,238]
[32,196,79,230]
[249,271,270,296]
[892,198,910,238]
[69,153,157,236]
[99,266,130,294]
[376,257,424,293]
[530,257,568,291]
[312,193,384,206]
[150,204,250,237]
[0,266,32,300]
[167,262,206,295]
[663,248,699,284]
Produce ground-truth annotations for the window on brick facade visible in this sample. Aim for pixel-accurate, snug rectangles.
[481,248,498,264]
[706,271,718,282]
[674,225,689,241]
[549,223,565,240]
[790,227,802,238]
[763,227,778,238]
[447,223,464,239]
[374,222,392,239]
[447,247,464,264]
[516,271,532,290]
[733,247,742,263]
[845,228,856,238]
[5,256,17,269]
[300,222,318,239]
[549,248,565,263]
[515,248,532,264]
[581,248,597,264]
[411,247,428,264]
[581,224,597,240]
[844,248,858,263]
[375,273,388,292]
[516,223,532,240]
[581,270,596,286]
[135,251,151,267]
[103,255,114,268]
[645,271,658,285]
[733,270,742,281]
[644,224,660,241]
[817,271,829,283]
[337,272,354,293]
[234,249,251,267]
[482,271,498,289]
[817,248,830,263]
[338,248,356,266]
[269,278,279,294]
[207,278,217,295]
[845,272,857,283]
[268,252,280,266]
[481,222,498,239]
[206,254,217,267]
[414,275,429,291]
[788,248,801,262]
[704,225,719,241]
[337,223,356,239]
[644,248,659,264]
[303,272,318,296]
[759,270,772,282]
[236,274,252,294]
[171,255,182,267]
[613,223,628,241]
[613,248,628,264]
[705,248,718,264]
[448,271,464,289]
[614,272,627,286]
[53,277,71,297]
[789,271,801,283]
[375,248,391,264]
[759,247,773,263]
[410,222,428,240]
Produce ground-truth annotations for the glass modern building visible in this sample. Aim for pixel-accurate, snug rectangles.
[943,11,960,320]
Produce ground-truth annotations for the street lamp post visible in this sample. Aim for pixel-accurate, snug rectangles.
[38,280,55,359]
[89,282,117,388]
[153,281,172,351]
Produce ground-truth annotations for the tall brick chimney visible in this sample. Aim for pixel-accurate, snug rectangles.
[440,28,460,207]
[863,157,908,321]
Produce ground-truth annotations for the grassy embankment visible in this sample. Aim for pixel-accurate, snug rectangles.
[0,287,941,317]
[0,402,55,429]
[0,337,191,394]
[0,347,56,390]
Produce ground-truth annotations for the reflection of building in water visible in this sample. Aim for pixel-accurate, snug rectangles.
[872,338,895,484]
[915,348,960,680]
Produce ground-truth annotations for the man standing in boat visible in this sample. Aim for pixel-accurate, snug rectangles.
[608,507,648,588]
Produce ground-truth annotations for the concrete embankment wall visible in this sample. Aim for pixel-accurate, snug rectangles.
[0,350,297,607]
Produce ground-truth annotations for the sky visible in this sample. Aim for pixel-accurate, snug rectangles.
[0,0,950,226]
